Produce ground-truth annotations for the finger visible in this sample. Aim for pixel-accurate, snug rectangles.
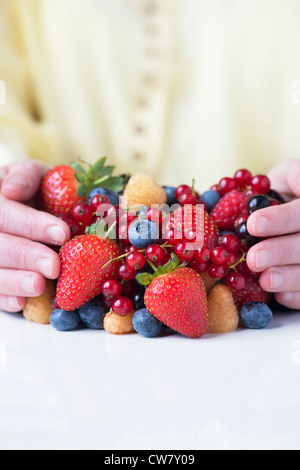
[247,233,300,272]
[259,266,300,293]
[0,198,70,245]
[0,269,46,297]
[1,160,49,202]
[275,292,300,310]
[0,296,26,313]
[247,199,300,238]
[268,159,300,200]
[0,233,61,279]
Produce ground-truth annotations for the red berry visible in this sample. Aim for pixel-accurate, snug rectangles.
[211,190,249,231]
[175,241,195,261]
[145,244,164,263]
[90,194,110,212]
[218,177,238,197]
[72,203,93,225]
[208,264,227,280]
[224,252,237,269]
[189,259,209,274]
[61,216,84,238]
[126,252,146,270]
[153,252,172,268]
[49,295,59,310]
[251,175,271,195]
[118,223,130,245]
[179,192,196,205]
[210,247,230,265]
[102,279,123,300]
[226,272,247,291]
[210,184,220,194]
[122,280,138,297]
[165,228,184,246]
[118,263,136,281]
[220,233,241,255]
[112,296,134,316]
[102,296,114,310]
[146,208,163,225]
[175,185,192,200]
[121,213,137,225]
[195,246,210,263]
[234,169,252,188]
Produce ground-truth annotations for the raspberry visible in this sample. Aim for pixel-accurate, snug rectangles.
[211,190,249,231]
[122,172,167,209]
[233,277,270,310]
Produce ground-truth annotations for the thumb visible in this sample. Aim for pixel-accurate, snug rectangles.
[1,160,50,202]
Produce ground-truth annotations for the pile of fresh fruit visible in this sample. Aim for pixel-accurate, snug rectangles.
[23,159,282,338]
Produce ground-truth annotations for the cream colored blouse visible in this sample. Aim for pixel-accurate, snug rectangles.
[0,0,300,190]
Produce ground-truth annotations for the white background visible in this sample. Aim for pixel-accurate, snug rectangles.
[0,308,300,450]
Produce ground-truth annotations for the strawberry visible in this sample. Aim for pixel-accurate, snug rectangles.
[57,235,122,311]
[39,165,85,217]
[233,277,270,310]
[39,158,125,217]
[144,267,208,338]
[211,189,249,231]
[170,205,219,250]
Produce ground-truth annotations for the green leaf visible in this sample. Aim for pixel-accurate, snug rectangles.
[92,175,111,187]
[93,157,107,175]
[77,185,89,197]
[99,177,125,193]
[98,165,115,178]
[136,273,155,287]
[75,173,87,184]
[70,162,87,174]
[153,254,180,278]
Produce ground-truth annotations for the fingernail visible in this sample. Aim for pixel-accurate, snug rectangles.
[21,276,36,294]
[36,258,53,278]
[5,176,29,190]
[270,271,284,289]
[251,216,270,235]
[47,225,66,244]
[281,293,294,303]
[255,250,272,270]
[8,297,21,310]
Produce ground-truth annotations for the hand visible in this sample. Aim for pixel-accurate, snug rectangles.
[247,159,300,310]
[0,160,70,312]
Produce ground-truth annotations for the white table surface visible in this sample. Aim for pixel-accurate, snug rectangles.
[0,308,300,450]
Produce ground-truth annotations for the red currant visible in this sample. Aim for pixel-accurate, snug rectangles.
[126,252,146,270]
[165,228,183,246]
[224,252,237,269]
[118,263,136,281]
[175,241,195,261]
[145,244,164,263]
[153,252,171,268]
[218,177,238,196]
[121,213,137,225]
[175,185,191,200]
[195,246,210,263]
[234,169,252,188]
[90,194,110,212]
[189,259,209,274]
[118,223,130,245]
[210,184,221,194]
[251,175,271,195]
[210,247,230,265]
[102,279,123,300]
[179,192,196,205]
[61,216,83,238]
[112,296,134,316]
[146,208,163,225]
[122,280,138,297]
[72,203,93,225]
[226,272,247,291]
[208,264,227,279]
[49,295,59,310]
[220,233,241,255]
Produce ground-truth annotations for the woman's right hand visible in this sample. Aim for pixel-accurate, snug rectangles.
[0,160,70,312]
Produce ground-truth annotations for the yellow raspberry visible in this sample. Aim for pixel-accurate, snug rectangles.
[200,270,217,296]
[121,172,167,209]
[104,310,135,335]
[207,284,239,334]
[23,280,56,325]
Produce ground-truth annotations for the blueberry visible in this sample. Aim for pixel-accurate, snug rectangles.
[240,302,273,329]
[88,188,119,206]
[78,297,107,329]
[200,190,221,212]
[132,309,163,338]
[128,219,160,249]
[50,309,80,332]
[163,186,177,206]
[136,206,149,218]
[247,195,272,215]
[236,221,260,247]
[133,291,146,311]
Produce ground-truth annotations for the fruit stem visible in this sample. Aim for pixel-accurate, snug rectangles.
[229,250,247,272]
[146,260,158,272]
[105,221,117,240]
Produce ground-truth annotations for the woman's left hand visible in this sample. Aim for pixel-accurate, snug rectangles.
[247,159,300,310]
